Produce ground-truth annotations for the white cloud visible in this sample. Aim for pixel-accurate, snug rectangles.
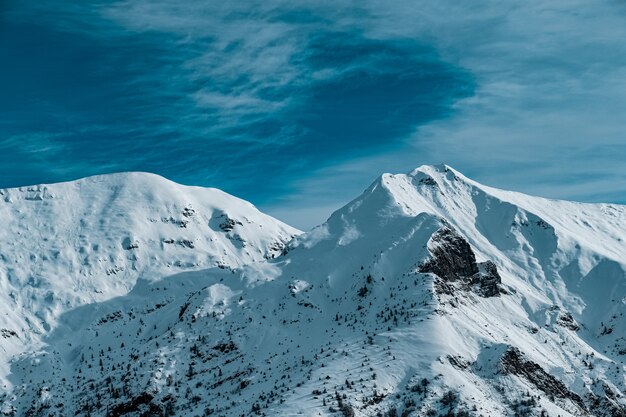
[10,0,626,229]
[264,0,626,227]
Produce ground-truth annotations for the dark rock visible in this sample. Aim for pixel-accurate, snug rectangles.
[420,227,501,297]
[160,216,188,228]
[501,347,586,411]
[419,228,478,281]
[219,216,243,232]
[557,312,580,331]
[419,176,438,186]
[447,355,470,370]
[591,384,626,417]
[182,206,196,217]
[1,329,17,338]
[470,261,502,297]
[178,239,195,249]
[265,240,288,259]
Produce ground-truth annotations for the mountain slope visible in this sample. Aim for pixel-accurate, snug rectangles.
[0,172,298,389]
[2,166,626,417]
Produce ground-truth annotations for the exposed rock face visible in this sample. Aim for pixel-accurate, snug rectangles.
[419,227,501,297]
[591,384,626,417]
[471,260,502,297]
[418,176,438,186]
[6,166,626,417]
[557,312,580,331]
[420,228,478,281]
[218,215,243,232]
[501,347,586,411]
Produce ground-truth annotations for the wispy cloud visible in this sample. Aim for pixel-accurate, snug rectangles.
[3,0,626,229]
[263,0,626,227]
[1,0,470,206]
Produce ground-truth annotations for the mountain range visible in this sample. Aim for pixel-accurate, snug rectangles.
[1,165,625,417]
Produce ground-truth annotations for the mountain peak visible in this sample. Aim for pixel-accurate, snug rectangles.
[4,171,175,192]
[407,164,475,187]
[3,169,626,417]
[317,164,626,268]
[409,162,453,175]
[0,173,299,380]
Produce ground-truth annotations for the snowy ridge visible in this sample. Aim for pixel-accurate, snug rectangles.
[0,172,298,389]
[2,166,626,417]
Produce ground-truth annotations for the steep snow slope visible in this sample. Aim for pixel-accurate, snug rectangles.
[0,172,298,389]
[2,165,626,417]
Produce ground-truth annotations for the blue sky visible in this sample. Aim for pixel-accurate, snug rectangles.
[2,1,626,229]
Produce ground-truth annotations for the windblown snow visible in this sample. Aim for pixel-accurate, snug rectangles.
[1,165,625,417]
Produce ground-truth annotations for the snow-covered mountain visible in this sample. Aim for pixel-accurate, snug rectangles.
[0,172,298,391]
[2,165,626,417]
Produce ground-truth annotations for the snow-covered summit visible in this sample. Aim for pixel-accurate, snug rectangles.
[304,163,625,321]
[2,166,625,417]
[0,172,297,385]
[270,164,626,415]
[315,163,625,268]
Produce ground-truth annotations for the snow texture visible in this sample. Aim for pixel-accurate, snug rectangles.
[1,165,625,417]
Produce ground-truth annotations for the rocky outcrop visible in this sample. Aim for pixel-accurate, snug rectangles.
[419,227,501,297]
[214,214,244,232]
[471,260,502,297]
[420,228,479,281]
[557,312,580,331]
[588,384,626,417]
[501,347,586,412]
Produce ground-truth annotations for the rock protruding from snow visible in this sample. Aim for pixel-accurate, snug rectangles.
[501,347,586,412]
[556,311,580,331]
[472,260,502,297]
[420,227,479,280]
[3,165,626,417]
[419,227,502,297]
